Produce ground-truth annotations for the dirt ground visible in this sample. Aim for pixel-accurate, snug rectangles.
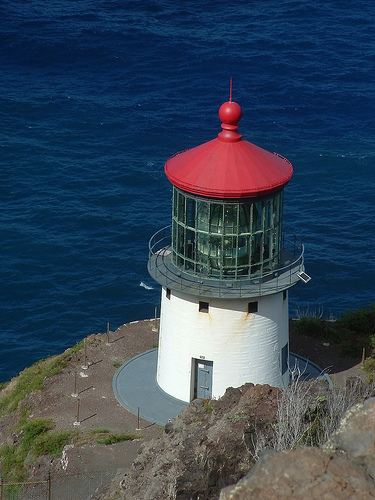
[33,318,161,436]
[288,322,366,387]
[29,318,161,493]
[24,318,367,497]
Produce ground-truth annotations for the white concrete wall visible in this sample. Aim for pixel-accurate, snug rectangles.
[157,287,290,402]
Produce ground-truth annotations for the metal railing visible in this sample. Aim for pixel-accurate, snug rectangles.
[0,475,50,500]
[148,226,305,299]
[0,470,115,500]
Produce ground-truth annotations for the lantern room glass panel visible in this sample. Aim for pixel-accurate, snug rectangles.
[171,187,283,280]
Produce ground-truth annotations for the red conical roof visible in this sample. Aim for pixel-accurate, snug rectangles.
[164,99,293,199]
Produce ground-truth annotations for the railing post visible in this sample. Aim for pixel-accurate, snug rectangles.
[136,407,141,431]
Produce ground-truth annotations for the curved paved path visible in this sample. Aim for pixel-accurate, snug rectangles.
[113,349,332,425]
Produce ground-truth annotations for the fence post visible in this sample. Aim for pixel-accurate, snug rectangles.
[82,338,88,369]
[72,372,78,398]
[47,471,51,500]
[74,398,81,426]
[0,475,3,500]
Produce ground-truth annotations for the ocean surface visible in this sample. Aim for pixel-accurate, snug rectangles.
[1,0,374,382]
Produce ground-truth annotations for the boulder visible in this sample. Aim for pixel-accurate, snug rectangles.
[220,397,375,499]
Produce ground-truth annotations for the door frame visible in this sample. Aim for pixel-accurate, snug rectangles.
[191,358,213,400]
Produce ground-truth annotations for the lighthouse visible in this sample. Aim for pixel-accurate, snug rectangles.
[148,94,308,403]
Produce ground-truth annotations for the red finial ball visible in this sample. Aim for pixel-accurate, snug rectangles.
[219,101,242,125]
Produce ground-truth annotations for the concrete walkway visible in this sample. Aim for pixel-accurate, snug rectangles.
[113,349,188,426]
[113,349,332,426]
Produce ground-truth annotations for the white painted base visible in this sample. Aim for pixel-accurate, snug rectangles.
[157,287,290,402]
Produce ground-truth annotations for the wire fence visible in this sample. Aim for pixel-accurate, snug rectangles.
[0,470,116,500]
[0,476,49,500]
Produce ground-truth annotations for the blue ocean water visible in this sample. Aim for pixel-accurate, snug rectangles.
[0,0,374,382]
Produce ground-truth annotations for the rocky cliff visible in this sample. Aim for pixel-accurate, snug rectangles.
[94,380,375,500]
[220,396,375,499]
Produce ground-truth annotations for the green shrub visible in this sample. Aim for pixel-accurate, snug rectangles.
[22,419,55,449]
[0,418,57,480]
[0,444,26,479]
[292,317,327,339]
[336,304,375,337]
[333,304,375,357]
[203,401,213,414]
[338,337,364,358]
[33,430,76,458]
[293,303,375,359]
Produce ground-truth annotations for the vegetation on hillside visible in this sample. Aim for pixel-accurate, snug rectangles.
[0,339,139,482]
[247,304,375,461]
[293,303,375,358]
[0,340,84,414]
[0,304,374,484]
[246,368,375,462]
[0,413,139,481]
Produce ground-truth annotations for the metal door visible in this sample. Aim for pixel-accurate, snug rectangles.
[194,359,213,399]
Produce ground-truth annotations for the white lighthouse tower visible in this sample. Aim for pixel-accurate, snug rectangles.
[148,94,307,403]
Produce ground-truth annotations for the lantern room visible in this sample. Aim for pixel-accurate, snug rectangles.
[171,188,283,280]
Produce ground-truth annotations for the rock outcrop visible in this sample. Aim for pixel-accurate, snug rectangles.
[95,383,280,499]
[220,397,375,499]
[95,384,375,500]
